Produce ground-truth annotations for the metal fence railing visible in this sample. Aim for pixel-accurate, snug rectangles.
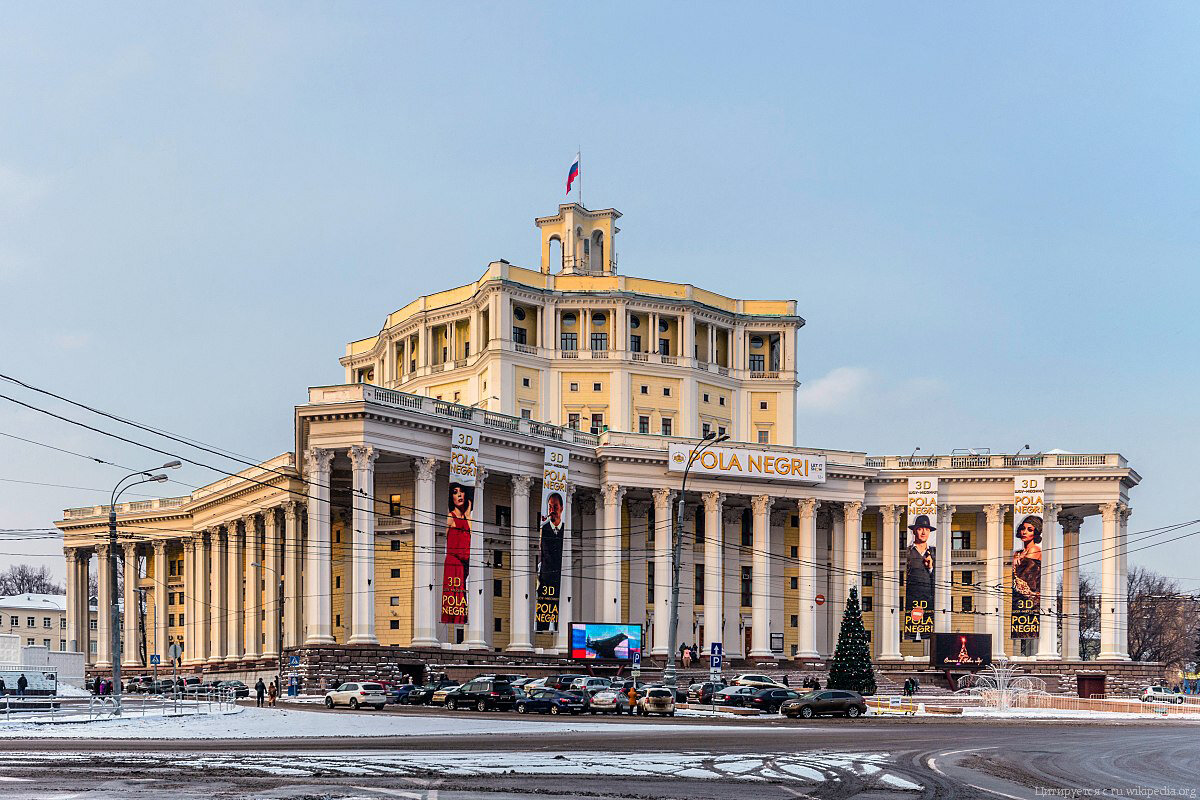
[0,689,239,724]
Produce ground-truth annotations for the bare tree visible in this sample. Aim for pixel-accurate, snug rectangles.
[1061,572,1102,660]
[1127,566,1197,667]
[0,564,64,596]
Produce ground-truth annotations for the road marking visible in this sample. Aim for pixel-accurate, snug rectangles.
[927,747,1029,800]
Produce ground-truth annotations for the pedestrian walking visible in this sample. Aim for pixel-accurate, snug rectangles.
[0,677,6,697]
[781,674,789,687]
[255,677,266,708]
[268,680,278,708]
[16,674,27,697]
[682,648,692,669]
[627,685,638,715]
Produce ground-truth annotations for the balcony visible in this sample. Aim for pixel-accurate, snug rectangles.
[866,453,1128,470]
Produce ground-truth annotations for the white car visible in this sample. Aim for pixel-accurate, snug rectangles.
[571,677,612,692]
[732,673,786,689]
[324,682,387,710]
[1141,686,1185,704]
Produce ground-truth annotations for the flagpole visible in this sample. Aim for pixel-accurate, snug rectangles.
[577,147,582,209]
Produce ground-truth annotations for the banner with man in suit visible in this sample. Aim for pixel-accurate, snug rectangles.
[535,446,569,632]
[904,477,937,639]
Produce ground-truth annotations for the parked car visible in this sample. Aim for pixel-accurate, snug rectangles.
[613,679,648,693]
[429,684,461,706]
[588,688,632,714]
[781,690,867,719]
[688,681,727,704]
[545,674,590,691]
[571,677,612,692]
[477,673,525,683]
[444,678,519,712]
[748,687,803,714]
[324,682,387,710]
[712,686,758,707]
[376,681,415,704]
[510,677,536,690]
[405,680,457,705]
[515,688,586,715]
[1141,686,1186,704]
[733,673,786,689]
[638,687,676,716]
[214,680,250,699]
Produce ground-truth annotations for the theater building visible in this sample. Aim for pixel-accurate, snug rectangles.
[57,203,1141,682]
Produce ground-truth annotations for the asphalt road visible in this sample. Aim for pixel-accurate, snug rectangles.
[0,704,1196,799]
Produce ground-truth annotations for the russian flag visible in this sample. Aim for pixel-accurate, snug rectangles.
[565,154,580,195]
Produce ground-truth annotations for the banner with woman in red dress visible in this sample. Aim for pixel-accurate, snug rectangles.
[441,428,478,624]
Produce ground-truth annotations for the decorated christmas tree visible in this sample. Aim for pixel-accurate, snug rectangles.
[827,586,877,695]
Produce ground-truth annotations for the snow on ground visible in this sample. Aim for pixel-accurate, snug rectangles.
[956,706,1200,721]
[0,706,790,740]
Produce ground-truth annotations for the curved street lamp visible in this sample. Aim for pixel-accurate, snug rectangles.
[664,431,728,689]
[108,461,181,715]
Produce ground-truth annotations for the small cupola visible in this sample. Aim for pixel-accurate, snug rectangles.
[534,203,621,275]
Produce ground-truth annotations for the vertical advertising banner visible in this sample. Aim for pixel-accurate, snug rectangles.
[440,428,478,625]
[535,446,570,632]
[1011,476,1043,639]
[904,477,938,639]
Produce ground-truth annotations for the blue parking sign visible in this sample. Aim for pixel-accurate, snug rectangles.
[149,654,161,666]
[710,653,722,672]
[289,655,300,667]
[632,650,641,668]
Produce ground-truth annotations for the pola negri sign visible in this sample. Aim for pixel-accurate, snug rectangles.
[667,443,827,484]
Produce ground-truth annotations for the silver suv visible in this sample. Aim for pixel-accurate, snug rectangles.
[1140,686,1185,704]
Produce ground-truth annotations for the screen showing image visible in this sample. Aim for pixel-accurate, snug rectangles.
[569,623,643,660]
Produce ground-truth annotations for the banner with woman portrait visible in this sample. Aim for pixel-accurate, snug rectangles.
[1011,475,1043,639]
[440,427,478,624]
[535,446,570,632]
[904,477,937,639]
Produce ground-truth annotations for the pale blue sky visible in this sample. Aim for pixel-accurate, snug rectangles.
[1,4,1196,582]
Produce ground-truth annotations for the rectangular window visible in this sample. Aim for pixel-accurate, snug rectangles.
[593,382,602,391]
[790,615,798,628]
[390,539,402,551]
[640,385,648,394]
[391,568,402,578]
[335,576,341,589]
[630,334,641,353]
[703,393,710,403]
[389,494,404,516]
[494,617,503,633]
[441,346,448,362]
[169,561,176,577]
[568,413,581,429]
[390,597,400,606]
[695,513,705,542]
[560,333,577,351]
[512,326,526,344]
[749,354,765,371]
[862,530,872,550]
[759,400,768,410]
[43,618,50,629]
[659,337,670,355]
[493,579,503,597]
[42,638,50,648]
[590,332,608,351]
[569,382,578,391]
[862,597,873,612]
[695,564,704,597]
[790,576,798,590]
[741,509,752,546]
[790,546,798,558]
[522,376,531,387]
[638,416,650,434]
[390,619,400,630]
[336,614,341,628]
[660,418,672,436]
[863,571,873,587]
[494,549,503,568]
[702,422,711,437]
[463,341,470,358]
[718,426,726,436]
[26,617,33,628]
[590,413,604,434]
[89,620,97,631]
[758,430,770,444]
[496,506,511,528]
[521,408,532,419]
[741,567,753,607]
[960,570,973,586]
[8,617,16,626]
[168,614,175,627]
[179,614,185,625]
[952,530,972,550]
[961,596,974,612]
[59,640,66,651]
[60,618,66,629]
[647,562,655,604]
[662,387,671,397]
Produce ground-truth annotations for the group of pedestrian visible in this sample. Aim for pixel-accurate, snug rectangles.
[254,678,279,708]
[678,642,701,669]
[90,675,114,696]
[902,677,921,696]
[800,676,822,690]
[0,675,28,697]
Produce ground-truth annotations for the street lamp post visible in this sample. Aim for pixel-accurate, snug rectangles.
[251,561,285,696]
[664,432,728,689]
[108,461,181,716]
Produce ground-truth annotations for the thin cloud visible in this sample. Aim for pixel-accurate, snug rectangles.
[796,366,872,413]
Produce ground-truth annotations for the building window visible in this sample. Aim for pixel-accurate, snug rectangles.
[662,387,671,397]
[390,597,400,607]
[561,333,577,351]
[493,579,503,597]
[26,617,33,628]
[749,354,765,371]
[695,564,704,597]
[179,614,184,626]
[168,615,176,627]
[590,332,608,351]
[512,327,526,345]
[703,393,710,403]
[790,576,798,590]
[741,508,752,546]
[42,639,50,648]
[718,426,726,436]
[863,571,873,587]
[169,561,176,577]
[862,597,873,612]
[741,567,753,607]
[790,546,798,558]
[960,570,974,586]
[390,619,400,630]
[453,391,460,402]
[590,413,604,434]
[496,506,511,528]
[758,430,770,444]
[630,334,642,353]
[638,416,650,434]
[59,640,66,651]
[60,618,66,629]
[43,618,50,629]
[695,513,705,542]
[759,401,768,410]
[390,539,402,551]
[862,530,872,550]
[89,641,97,655]
[640,385,648,394]
[522,376,531,387]
[659,337,669,355]
[26,638,33,646]
[647,562,655,603]
[8,617,16,626]
[790,615,798,628]
[335,576,341,589]
[660,418,672,436]
[391,568,402,578]
[702,422,712,438]
[336,615,341,628]
[89,620,97,631]
[952,530,972,550]
[593,382,602,391]
[521,408,532,419]
[568,413,581,429]
[494,617,503,633]
[569,382,578,391]
[719,396,726,406]
[961,596,974,612]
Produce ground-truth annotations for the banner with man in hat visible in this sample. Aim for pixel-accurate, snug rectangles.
[904,477,938,639]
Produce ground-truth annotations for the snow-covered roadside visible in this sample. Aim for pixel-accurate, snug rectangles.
[0,706,788,740]
[957,706,1200,721]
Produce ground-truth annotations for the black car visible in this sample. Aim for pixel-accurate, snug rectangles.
[687,681,727,704]
[444,678,519,711]
[515,688,586,715]
[214,680,250,698]
[405,680,457,705]
[545,674,589,691]
[781,690,868,719]
[748,687,803,713]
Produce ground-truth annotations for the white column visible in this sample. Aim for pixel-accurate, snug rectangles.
[797,498,819,659]
[412,456,440,647]
[879,504,902,660]
[578,495,597,622]
[153,541,168,663]
[64,549,80,654]
[507,474,535,652]
[181,539,196,665]
[205,530,222,664]
[702,492,724,649]
[984,503,1007,658]
[348,445,380,645]
[627,500,649,630]
[842,501,863,613]
[600,483,626,623]
[1060,515,1082,660]
[1098,502,1122,661]
[722,506,743,657]
[749,494,773,659]
[122,542,141,668]
[245,514,262,659]
[263,507,282,660]
[283,502,302,648]
[1118,504,1131,659]
[828,506,843,652]
[555,483,576,653]
[651,487,675,656]
[935,504,955,632]
[226,522,244,662]
[466,469,490,650]
[96,544,113,669]
[1037,504,1060,660]
[304,448,335,645]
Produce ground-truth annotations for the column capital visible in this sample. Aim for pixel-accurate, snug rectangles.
[511,473,535,499]
[984,503,1006,523]
[701,490,724,512]
[97,541,112,558]
[121,541,138,558]
[63,545,78,561]
[751,494,773,516]
[476,467,489,485]
[797,497,820,519]
[881,504,901,525]
[600,482,626,506]
[183,537,197,554]
[263,506,279,527]
[1060,513,1083,535]
[651,487,676,507]
[304,446,334,475]
[283,500,302,521]
[938,504,957,518]
[1100,501,1119,522]
[152,539,167,554]
[414,456,439,483]
[348,443,379,471]
[843,500,864,521]
[1118,503,1132,523]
